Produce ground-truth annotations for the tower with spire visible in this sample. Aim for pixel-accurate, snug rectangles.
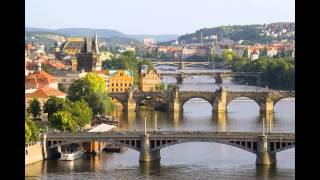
[77,33,102,72]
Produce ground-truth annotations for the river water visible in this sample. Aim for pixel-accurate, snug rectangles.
[25,66,295,180]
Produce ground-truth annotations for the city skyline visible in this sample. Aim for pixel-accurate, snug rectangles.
[26,0,295,35]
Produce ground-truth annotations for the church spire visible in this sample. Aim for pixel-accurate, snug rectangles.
[92,33,100,54]
[81,35,91,53]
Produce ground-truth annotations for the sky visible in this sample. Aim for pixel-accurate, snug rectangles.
[25,0,295,35]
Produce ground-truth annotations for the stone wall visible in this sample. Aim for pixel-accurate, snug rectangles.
[25,142,43,165]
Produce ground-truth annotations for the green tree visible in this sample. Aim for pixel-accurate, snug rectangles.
[222,49,236,62]
[27,98,41,118]
[260,46,268,57]
[64,100,93,129]
[242,48,249,58]
[85,90,114,115]
[58,83,66,92]
[25,122,32,144]
[83,72,107,93]
[67,79,86,102]
[155,83,166,91]
[49,111,77,132]
[26,119,40,141]
[43,96,67,118]
[67,73,114,115]
[231,57,295,89]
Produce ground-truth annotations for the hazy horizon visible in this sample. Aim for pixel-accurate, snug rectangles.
[26,0,295,35]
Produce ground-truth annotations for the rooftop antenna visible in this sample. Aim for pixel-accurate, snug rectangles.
[200,32,203,46]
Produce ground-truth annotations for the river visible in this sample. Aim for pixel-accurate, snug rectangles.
[25,66,295,180]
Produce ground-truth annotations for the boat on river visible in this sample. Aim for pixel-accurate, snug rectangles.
[59,148,84,161]
[93,115,119,126]
[103,143,128,152]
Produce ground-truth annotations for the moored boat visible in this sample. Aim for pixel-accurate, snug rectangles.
[59,148,84,161]
[103,144,128,152]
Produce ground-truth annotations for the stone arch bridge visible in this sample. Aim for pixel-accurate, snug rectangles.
[158,71,263,85]
[108,87,295,114]
[152,61,230,69]
[43,131,295,165]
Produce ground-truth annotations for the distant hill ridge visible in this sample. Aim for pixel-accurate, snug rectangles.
[25,27,179,42]
[177,22,295,44]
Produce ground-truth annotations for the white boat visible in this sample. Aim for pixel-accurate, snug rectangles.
[59,148,84,161]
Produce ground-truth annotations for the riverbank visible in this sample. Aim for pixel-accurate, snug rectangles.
[25,142,43,165]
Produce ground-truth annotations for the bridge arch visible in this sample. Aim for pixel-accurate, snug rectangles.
[180,96,213,109]
[182,75,216,83]
[226,96,261,112]
[135,94,169,111]
[152,140,257,154]
[273,96,295,106]
[47,139,141,152]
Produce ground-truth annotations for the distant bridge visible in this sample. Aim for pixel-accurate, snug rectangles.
[152,61,231,69]
[157,71,263,84]
[43,131,295,165]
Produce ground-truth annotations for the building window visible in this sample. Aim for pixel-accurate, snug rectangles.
[112,88,114,92]
[116,88,118,91]
[26,149,28,155]
[112,83,114,86]
[120,83,122,86]
[116,83,118,86]
[125,83,127,86]
[120,88,123,91]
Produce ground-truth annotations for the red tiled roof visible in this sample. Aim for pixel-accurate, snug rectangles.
[26,87,65,98]
[25,70,57,89]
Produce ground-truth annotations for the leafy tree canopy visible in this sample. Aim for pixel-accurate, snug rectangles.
[27,98,42,118]
[49,111,77,132]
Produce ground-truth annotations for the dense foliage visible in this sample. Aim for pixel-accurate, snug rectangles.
[231,57,295,89]
[43,96,67,118]
[67,73,114,115]
[178,23,294,44]
[25,113,40,144]
[46,98,93,132]
[27,98,42,118]
[49,111,77,132]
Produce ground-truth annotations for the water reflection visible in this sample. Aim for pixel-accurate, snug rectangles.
[139,160,161,177]
[256,164,277,179]
[213,112,228,132]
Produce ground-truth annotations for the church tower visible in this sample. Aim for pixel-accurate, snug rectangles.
[77,33,101,72]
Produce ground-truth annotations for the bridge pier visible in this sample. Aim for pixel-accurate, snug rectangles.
[41,134,48,159]
[139,134,161,162]
[169,86,181,112]
[260,98,274,114]
[124,87,136,112]
[215,73,223,84]
[212,87,227,113]
[256,135,276,165]
[176,74,183,84]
